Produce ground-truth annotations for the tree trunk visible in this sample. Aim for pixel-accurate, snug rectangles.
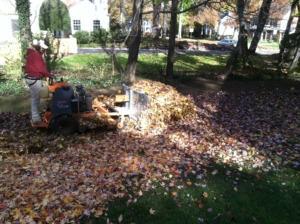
[222,0,252,78]
[220,47,240,79]
[277,0,299,73]
[120,0,126,30]
[162,2,168,38]
[248,0,273,54]
[240,0,252,68]
[152,1,161,38]
[16,0,32,60]
[166,0,178,78]
[178,5,183,39]
[124,0,143,84]
[295,3,300,32]
[284,3,300,71]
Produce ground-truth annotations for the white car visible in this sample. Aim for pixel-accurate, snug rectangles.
[217,39,237,47]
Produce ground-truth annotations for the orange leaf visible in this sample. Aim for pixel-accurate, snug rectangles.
[199,200,205,208]
[133,157,139,164]
[63,195,74,203]
[186,181,192,186]
[172,192,178,196]
[73,208,83,217]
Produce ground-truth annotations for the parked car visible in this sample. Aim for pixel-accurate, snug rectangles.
[217,39,237,47]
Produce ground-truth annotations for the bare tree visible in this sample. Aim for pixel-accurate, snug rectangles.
[221,0,252,78]
[166,0,179,78]
[123,0,217,81]
[248,0,273,54]
[152,0,162,38]
[162,1,168,38]
[120,0,127,29]
[124,0,144,83]
[166,0,213,78]
[277,0,299,73]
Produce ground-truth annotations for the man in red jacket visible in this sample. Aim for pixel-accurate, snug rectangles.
[25,39,53,125]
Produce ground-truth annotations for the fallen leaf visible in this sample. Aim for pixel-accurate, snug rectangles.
[198,217,204,222]
[199,200,205,208]
[118,214,123,223]
[203,192,208,198]
[149,208,156,215]
[172,192,178,197]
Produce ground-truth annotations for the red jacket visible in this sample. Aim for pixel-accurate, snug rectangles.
[25,49,51,78]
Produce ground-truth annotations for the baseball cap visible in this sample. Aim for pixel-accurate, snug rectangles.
[32,39,48,49]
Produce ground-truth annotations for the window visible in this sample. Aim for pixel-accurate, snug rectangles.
[11,19,19,32]
[266,18,281,28]
[93,20,101,30]
[251,16,258,26]
[11,19,20,37]
[73,20,81,31]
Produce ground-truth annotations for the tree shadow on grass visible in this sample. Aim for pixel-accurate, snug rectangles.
[81,157,300,224]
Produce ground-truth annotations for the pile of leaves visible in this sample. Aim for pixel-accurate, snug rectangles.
[0,82,300,222]
[91,80,196,133]
[130,80,196,132]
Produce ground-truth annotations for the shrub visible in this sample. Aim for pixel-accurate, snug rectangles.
[110,30,128,43]
[91,28,109,47]
[273,34,280,43]
[73,31,91,44]
[0,41,23,80]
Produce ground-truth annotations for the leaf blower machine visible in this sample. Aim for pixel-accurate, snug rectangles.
[31,77,128,136]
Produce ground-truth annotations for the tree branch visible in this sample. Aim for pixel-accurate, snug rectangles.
[142,0,221,15]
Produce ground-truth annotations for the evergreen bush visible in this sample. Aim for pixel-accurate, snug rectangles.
[91,29,109,47]
[73,31,91,44]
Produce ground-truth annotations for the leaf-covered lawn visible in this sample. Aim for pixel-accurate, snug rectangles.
[0,80,300,223]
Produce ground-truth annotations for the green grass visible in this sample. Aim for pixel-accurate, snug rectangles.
[81,163,300,224]
[0,79,27,96]
[50,53,227,85]
[257,41,280,49]
[0,51,290,101]
[0,53,227,112]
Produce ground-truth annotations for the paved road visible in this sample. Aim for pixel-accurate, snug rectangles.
[78,46,279,55]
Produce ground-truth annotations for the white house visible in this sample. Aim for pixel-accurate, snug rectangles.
[217,6,296,42]
[0,0,19,45]
[216,12,238,40]
[0,0,110,44]
[68,0,109,35]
